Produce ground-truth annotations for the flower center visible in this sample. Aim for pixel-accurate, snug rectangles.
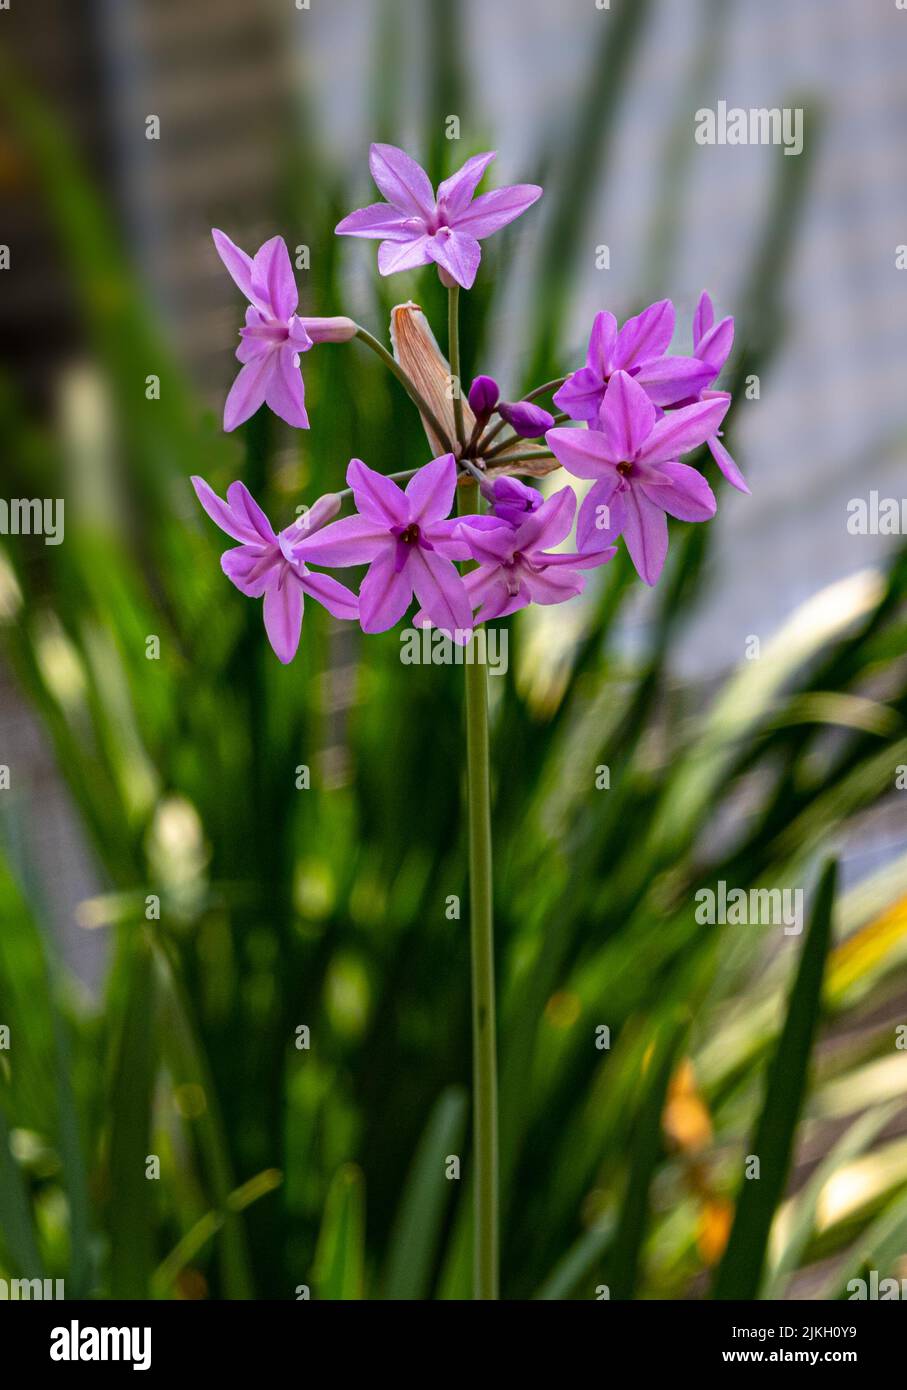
[399,523,420,545]
[617,461,633,479]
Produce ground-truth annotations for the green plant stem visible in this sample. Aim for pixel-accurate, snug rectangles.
[353,325,454,453]
[483,449,556,466]
[458,478,498,1300]
[448,285,466,448]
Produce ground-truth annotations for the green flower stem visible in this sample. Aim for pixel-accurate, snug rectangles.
[482,449,556,466]
[458,477,499,1300]
[353,325,454,454]
[448,285,466,449]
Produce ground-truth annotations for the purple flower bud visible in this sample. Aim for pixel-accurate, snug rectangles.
[497,400,555,439]
[468,375,500,419]
[488,476,543,527]
[298,316,358,344]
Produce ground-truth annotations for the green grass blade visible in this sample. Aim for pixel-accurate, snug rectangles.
[312,1164,366,1300]
[383,1086,467,1300]
[713,861,837,1300]
[0,1102,43,1277]
[107,931,156,1299]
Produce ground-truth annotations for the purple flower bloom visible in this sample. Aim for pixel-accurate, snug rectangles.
[468,375,500,419]
[546,370,729,586]
[691,291,749,494]
[335,145,542,290]
[553,300,714,424]
[192,477,359,664]
[212,230,322,433]
[482,476,544,527]
[447,487,615,622]
[289,454,479,642]
[497,399,555,439]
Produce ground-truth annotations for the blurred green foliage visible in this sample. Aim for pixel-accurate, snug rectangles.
[2,2,907,1300]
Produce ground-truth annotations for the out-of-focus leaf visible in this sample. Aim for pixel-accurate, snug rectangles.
[107,930,156,1299]
[713,861,837,1300]
[383,1086,467,1300]
[0,1102,43,1277]
[312,1164,365,1300]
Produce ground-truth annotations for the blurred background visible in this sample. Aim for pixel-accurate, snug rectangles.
[1,0,907,1300]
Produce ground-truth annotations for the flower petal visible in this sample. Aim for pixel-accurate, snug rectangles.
[552,367,606,424]
[192,475,262,544]
[597,369,657,461]
[639,461,717,522]
[405,453,457,524]
[576,478,627,551]
[622,487,668,586]
[223,353,276,432]
[586,310,618,377]
[437,152,496,220]
[298,568,360,621]
[377,235,435,276]
[522,566,586,605]
[347,458,409,526]
[290,514,388,567]
[265,344,309,429]
[631,354,715,406]
[212,229,257,304]
[226,481,277,545]
[358,548,414,632]
[636,394,730,465]
[452,184,542,239]
[614,299,675,369]
[221,544,279,597]
[409,548,473,642]
[251,236,297,320]
[694,316,734,372]
[708,433,750,494]
[515,485,576,554]
[369,143,435,218]
[692,291,714,350]
[335,203,417,241]
[426,228,481,289]
[546,425,613,479]
[263,570,304,663]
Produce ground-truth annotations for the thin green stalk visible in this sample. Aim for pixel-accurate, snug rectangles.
[458,478,498,1299]
[448,285,466,448]
[353,325,454,453]
[483,449,556,466]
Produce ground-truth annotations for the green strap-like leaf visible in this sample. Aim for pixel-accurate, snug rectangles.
[713,860,837,1300]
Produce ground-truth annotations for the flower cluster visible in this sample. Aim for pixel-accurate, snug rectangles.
[195,144,745,662]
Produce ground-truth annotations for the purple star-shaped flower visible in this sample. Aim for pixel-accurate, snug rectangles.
[192,477,359,663]
[335,145,542,290]
[444,486,615,623]
[553,300,714,423]
[212,230,315,433]
[546,370,729,586]
[691,291,749,494]
[289,454,479,642]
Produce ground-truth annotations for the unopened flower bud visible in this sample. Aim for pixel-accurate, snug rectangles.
[488,476,543,526]
[497,400,555,439]
[468,375,500,420]
[280,492,342,560]
[298,316,358,344]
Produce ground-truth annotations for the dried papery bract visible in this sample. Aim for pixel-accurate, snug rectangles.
[390,302,475,457]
